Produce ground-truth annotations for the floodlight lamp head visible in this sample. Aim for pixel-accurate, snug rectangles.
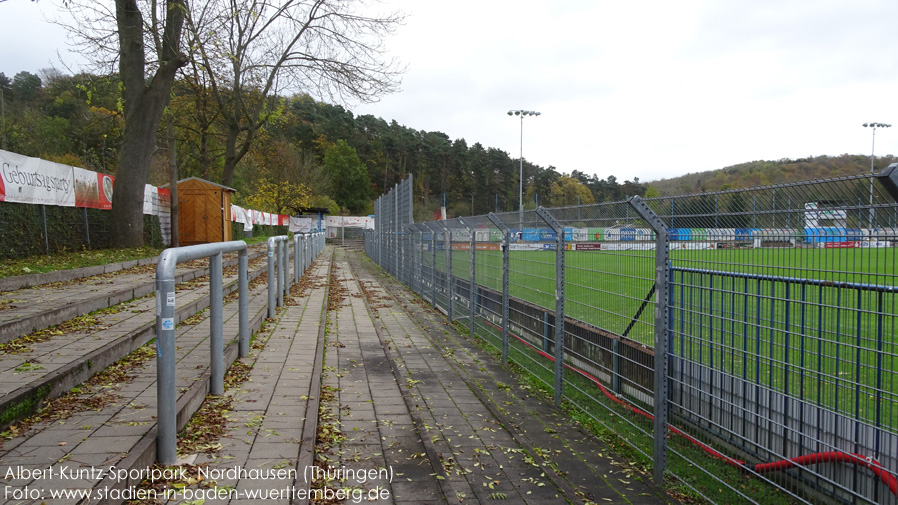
[507,111,513,116]
[864,123,869,127]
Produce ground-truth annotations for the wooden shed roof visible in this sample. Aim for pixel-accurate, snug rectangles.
[160,177,237,193]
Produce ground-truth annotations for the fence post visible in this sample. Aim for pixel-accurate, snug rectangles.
[488,213,511,365]
[628,195,672,486]
[427,223,437,308]
[82,207,91,249]
[458,218,476,341]
[440,221,454,321]
[41,205,50,255]
[238,249,249,357]
[413,225,423,295]
[535,206,565,407]
[394,183,400,278]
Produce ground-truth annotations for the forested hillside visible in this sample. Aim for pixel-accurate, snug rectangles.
[647,154,897,196]
[2,70,884,219]
[0,70,649,221]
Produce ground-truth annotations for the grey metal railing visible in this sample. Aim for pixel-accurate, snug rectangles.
[154,241,249,465]
[155,231,326,465]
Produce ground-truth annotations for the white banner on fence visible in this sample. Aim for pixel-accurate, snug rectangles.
[323,215,373,229]
[231,205,254,231]
[1,150,75,206]
[290,217,313,233]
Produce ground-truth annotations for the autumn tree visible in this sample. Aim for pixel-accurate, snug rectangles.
[184,0,404,188]
[548,176,594,207]
[64,0,189,247]
[324,139,370,214]
[243,179,312,215]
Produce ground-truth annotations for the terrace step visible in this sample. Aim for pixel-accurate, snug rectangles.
[0,247,266,345]
[0,251,329,505]
[0,259,269,431]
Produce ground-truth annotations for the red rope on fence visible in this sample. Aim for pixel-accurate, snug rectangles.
[483,320,898,497]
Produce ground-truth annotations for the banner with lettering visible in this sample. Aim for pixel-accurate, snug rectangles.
[289,217,313,233]
[1,150,75,206]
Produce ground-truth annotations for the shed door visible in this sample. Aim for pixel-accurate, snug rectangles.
[179,190,221,244]
[205,190,224,242]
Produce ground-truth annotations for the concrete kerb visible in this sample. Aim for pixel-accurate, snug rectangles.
[0,248,267,345]
[291,247,333,505]
[0,257,160,293]
[0,262,269,432]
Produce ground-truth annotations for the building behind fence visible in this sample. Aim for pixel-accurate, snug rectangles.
[367,168,898,505]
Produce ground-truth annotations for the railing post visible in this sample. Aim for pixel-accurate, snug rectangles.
[155,252,177,465]
[155,240,249,465]
[238,249,249,357]
[294,235,300,283]
[268,238,277,318]
[210,251,224,395]
[535,206,565,408]
[488,213,511,365]
[277,240,283,306]
[629,195,672,486]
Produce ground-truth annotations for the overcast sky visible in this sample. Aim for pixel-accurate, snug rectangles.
[3,0,898,183]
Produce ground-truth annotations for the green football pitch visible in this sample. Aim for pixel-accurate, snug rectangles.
[426,246,898,426]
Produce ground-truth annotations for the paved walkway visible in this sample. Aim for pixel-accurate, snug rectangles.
[0,245,677,505]
[332,249,676,505]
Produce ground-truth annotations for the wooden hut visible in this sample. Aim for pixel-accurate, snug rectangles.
[173,177,236,245]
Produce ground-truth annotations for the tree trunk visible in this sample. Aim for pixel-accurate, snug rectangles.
[111,116,158,247]
[110,0,186,248]
[222,121,253,188]
[168,117,179,247]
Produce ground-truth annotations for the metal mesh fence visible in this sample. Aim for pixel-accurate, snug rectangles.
[366,165,898,505]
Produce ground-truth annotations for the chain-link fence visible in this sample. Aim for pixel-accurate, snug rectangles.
[367,167,898,505]
[0,201,168,258]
